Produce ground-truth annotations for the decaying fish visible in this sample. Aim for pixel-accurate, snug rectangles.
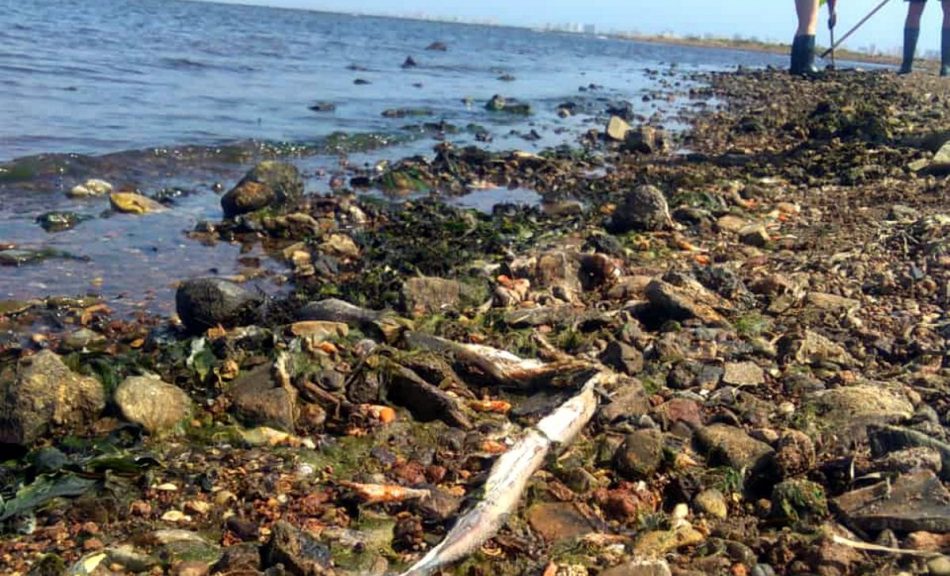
[397,371,610,576]
[404,331,590,387]
[338,481,431,505]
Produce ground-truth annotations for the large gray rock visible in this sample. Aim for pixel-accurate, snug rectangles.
[228,364,297,431]
[175,278,260,334]
[0,350,105,446]
[114,376,193,434]
[221,161,303,218]
[608,184,672,233]
[806,384,913,442]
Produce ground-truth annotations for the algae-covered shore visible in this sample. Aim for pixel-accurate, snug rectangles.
[0,68,949,576]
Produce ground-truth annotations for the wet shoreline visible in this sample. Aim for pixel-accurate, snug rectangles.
[0,67,948,576]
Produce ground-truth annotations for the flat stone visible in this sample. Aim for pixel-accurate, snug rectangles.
[807,384,913,438]
[526,502,595,543]
[834,470,950,533]
[806,292,861,312]
[722,361,765,387]
[114,376,193,435]
[697,424,775,474]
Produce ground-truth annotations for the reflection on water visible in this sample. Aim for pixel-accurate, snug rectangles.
[2,0,786,317]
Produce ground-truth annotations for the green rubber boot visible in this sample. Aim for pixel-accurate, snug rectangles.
[899,27,919,74]
[789,35,818,75]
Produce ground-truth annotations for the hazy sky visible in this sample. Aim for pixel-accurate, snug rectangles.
[203,0,943,54]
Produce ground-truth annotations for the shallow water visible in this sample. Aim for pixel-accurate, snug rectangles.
[0,0,801,315]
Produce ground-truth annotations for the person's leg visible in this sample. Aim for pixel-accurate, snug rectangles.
[791,0,820,74]
[942,1,950,75]
[900,1,926,73]
[796,0,820,34]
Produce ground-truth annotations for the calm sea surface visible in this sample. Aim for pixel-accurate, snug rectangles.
[0,0,793,316]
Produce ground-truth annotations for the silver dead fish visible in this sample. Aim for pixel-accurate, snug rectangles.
[397,371,609,576]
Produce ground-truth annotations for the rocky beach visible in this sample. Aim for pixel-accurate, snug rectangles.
[2,31,950,576]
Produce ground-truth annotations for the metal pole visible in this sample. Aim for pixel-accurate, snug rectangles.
[820,0,893,58]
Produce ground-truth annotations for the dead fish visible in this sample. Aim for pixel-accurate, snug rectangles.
[404,332,590,387]
[338,481,430,505]
[397,371,607,576]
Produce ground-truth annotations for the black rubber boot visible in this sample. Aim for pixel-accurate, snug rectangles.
[942,28,950,77]
[899,27,919,74]
[789,35,818,75]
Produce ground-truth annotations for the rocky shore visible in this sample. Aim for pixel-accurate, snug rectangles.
[0,67,948,576]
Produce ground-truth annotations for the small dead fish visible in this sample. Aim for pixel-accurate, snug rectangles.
[398,371,607,576]
[339,481,430,505]
[405,332,590,387]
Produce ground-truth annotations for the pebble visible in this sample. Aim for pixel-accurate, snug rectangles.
[694,488,728,519]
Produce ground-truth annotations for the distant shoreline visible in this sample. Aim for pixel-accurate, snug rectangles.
[619,33,907,68]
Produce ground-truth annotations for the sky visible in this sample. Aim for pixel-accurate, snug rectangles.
[202,0,944,55]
